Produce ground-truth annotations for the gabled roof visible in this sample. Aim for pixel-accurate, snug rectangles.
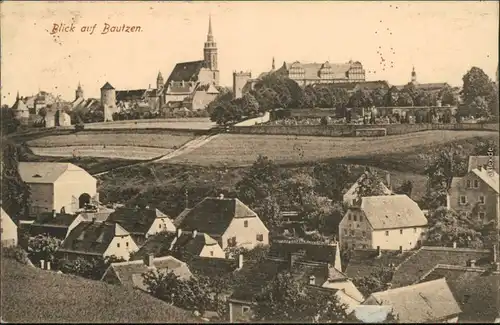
[101,82,114,90]
[391,246,492,288]
[418,264,500,323]
[468,155,499,173]
[344,248,415,277]
[116,89,146,102]
[104,256,192,290]
[356,195,427,230]
[471,168,499,193]
[366,278,461,323]
[1,207,17,229]
[176,197,260,236]
[268,239,339,264]
[415,82,449,91]
[106,207,175,235]
[11,98,29,111]
[343,172,392,200]
[18,162,90,184]
[282,61,357,80]
[166,60,205,85]
[31,212,79,230]
[187,256,238,279]
[60,221,130,256]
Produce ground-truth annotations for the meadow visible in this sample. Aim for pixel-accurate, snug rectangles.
[30,146,170,160]
[78,117,216,130]
[167,130,499,168]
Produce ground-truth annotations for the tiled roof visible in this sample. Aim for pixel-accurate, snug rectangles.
[268,239,339,264]
[18,162,85,184]
[468,155,499,173]
[60,221,129,255]
[343,172,392,200]
[366,278,461,323]
[177,197,259,237]
[166,60,205,84]
[166,83,195,95]
[282,61,354,80]
[471,168,499,193]
[415,82,449,90]
[418,264,500,322]
[106,207,175,236]
[33,212,78,227]
[104,256,192,290]
[391,246,492,288]
[116,89,146,102]
[79,207,115,223]
[358,195,428,230]
[101,82,114,90]
[187,256,238,279]
[344,248,415,277]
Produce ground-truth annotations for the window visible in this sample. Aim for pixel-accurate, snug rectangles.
[460,196,467,205]
[385,231,389,236]
[244,220,249,228]
[126,242,129,248]
[400,229,403,235]
[242,306,250,313]
[357,224,360,228]
[479,212,485,220]
[350,230,354,236]
[474,180,479,188]
[227,237,237,247]
[353,215,357,222]
[256,234,264,242]
[117,243,120,248]
[362,231,366,237]
[159,223,162,229]
[479,196,485,204]
[466,180,471,188]
[210,251,214,256]
[348,214,351,221]
[414,227,417,233]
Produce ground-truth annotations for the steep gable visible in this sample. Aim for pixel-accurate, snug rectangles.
[166,60,205,85]
[18,162,70,184]
[106,207,175,236]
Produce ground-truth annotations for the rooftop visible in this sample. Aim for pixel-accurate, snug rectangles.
[468,155,499,173]
[106,207,175,236]
[344,248,415,277]
[18,162,92,184]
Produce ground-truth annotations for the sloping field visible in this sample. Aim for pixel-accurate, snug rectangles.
[30,146,171,160]
[80,118,216,130]
[168,130,498,167]
[27,133,194,149]
[1,258,197,323]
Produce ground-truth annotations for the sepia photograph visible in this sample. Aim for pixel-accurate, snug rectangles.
[1,1,499,323]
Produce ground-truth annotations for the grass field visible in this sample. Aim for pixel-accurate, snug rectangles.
[27,133,194,149]
[1,258,198,323]
[80,118,216,130]
[30,146,171,160]
[167,130,499,168]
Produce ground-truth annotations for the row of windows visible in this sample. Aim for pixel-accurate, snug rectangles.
[117,242,130,248]
[462,211,486,220]
[347,214,364,222]
[466,179,480,188]
[227,234,265,247]
[385,228,418,236]
[343,229,367,237]
[459,195,485,205]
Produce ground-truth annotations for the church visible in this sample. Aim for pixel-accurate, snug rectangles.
[97,15,220,120]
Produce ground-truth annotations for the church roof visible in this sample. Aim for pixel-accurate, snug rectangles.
[116,89,146,102]
[166,60,205,85]
[101,82,115,90]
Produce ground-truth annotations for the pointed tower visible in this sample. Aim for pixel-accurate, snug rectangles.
[411,66,417,84]
[75,82,84,100]
[156,71,164,90]
[272,57,276,70]
[203,14,218,72]
[16,91,20,101]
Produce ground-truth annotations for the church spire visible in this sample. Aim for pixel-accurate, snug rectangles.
[411,66,417,83]
[272,57,275,70]
[16,91,20,101]
[207,14,214,42]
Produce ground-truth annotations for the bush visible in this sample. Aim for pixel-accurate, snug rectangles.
[75,123,85,132]
[2,246,31,265]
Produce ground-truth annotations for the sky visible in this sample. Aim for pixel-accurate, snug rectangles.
[1,1,498,105]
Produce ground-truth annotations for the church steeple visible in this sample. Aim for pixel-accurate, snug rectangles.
[16,91,20,101]
[75,82,84,100]
[272,57,276,70]
[411,66,417,83]
[157,71,164,90]
[204,14,218,71]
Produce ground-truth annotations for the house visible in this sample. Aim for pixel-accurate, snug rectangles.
[101,254,192,291]
[1,208,18,247]
[447,167,499,228]
[468,155,499,173]
[106,207,176,245]
[362,278,462,323]
[348,305,394,323]
[18,162,98,215]
[339,195,428,251]
[229,240,364,322]
[343,247,415,278]
[343,172,392,206]
[390,245,494,288]
[175,195,269,250]
[27,210,84,240]
[131,229,225,261]
[417,262,500,323]
[58,221,138,261]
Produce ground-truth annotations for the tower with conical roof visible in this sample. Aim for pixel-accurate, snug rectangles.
[156,71,164,91]
[75,82,84,100]
[411,66,417,84]
[100,82,117,122]
[12,91,30,120]
[203,14,218,72]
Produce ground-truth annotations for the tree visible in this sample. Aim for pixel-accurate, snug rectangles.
[395,180,413,197]
[254,271,347,323]
[353,170,388,200]
[253,196,283,229]
[384,86,399,107]
[240,93,260,117]
[473,139,499,155]
[439,85,458,106]
[58,255,125,280]
[468,96,490,118]
[461,67,493,104]
[348,89,373,109]
[353,266,394,296]
[370,88,387,107]
[299,85,318,108]
[1,106,20,135]
[27,234,61,264]
[1,141,31,219]
[396,92,414,107]
[313,163,351,201]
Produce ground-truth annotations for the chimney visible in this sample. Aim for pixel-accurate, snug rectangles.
[238,253,244,269]
[47,261,51,271]
[399,246,403,254]
[376,246,381,257]
[145,254,154,267]
[493,244,498,263]
[309,275,316,285]
[192,229,198,238]
[468,259,476,267]
[52,209,57,218]
[219,193,224,199]
[92,217,96,223]
[386,173,391,189]
[40,260,45,269]
[177,228,182,238]
[453,241,457,249]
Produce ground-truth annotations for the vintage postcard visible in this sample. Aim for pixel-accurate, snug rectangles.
[1,1,499,323]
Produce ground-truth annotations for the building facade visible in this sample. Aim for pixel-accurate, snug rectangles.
[1,208,18,247]
[339,195,428,251]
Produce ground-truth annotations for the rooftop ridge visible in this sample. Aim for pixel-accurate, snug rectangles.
[273,239,336,246]
[111,259,144,267]
[421,246,491,253]
[433,263,499,273]
[374,277,446,296]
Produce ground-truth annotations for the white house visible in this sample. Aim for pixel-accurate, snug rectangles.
[343,171,392,206]
[18,162,98,215]
[59,221,138,261]
[1,208,18,247]
[339,195,428,251]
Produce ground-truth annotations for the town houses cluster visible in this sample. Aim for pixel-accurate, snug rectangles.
[2,153,499,323]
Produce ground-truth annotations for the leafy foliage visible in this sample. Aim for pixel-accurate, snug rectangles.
[58,255,125,280]
[27,234,61,264]
[353,169,388,200]
[353,266,394,296]
[1,105,20,135]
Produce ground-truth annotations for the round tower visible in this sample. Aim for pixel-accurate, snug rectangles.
[75,82,84,100]
[100,82,116,107]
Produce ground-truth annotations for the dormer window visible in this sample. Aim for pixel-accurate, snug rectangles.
[33,174,42,178]
[473,180,479,188]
